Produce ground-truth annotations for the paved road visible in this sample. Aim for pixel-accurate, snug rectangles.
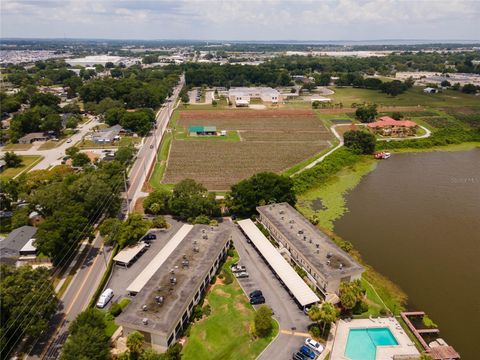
[25,75,185,359]
[27,234,112,360]
[232,226,311,360]
[127,75,185,211]
[0,116,101,172]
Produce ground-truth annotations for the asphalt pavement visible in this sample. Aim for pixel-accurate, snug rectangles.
[231,225,312,360]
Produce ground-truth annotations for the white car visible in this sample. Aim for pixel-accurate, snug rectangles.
[305,338,324,354]
[231,265,246,273]
[235,271,249,278]
[66,139,72,143]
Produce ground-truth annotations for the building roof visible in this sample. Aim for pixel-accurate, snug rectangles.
[126,225,194,294]
[228,87,280,97]
[92,125,122,141]
[117,224,231,337]
[18,132,47,141]
[367,116,417,128]
[188,125,217,133]
[113,242,147,265]
[257,203,364,280]
[238,219,320,307]
[0,226,37,264]
[19,238,37,254]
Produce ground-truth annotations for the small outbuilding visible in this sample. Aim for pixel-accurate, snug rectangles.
[423,87,439,94]
[188,125,217,136]
[18,132,48,144]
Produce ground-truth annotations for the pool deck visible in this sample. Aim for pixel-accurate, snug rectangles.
[331,318,420,359]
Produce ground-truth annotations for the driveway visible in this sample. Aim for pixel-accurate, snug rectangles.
[232,226,311,360]
[105,217,183,305]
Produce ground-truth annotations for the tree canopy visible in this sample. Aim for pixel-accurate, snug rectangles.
[0,265,58,358]
[228,172,296,217]
[355,104,378,123]
[343,130,377,154]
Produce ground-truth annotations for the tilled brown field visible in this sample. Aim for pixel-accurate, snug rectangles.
[163,141,328,190]
[163,109,331,190]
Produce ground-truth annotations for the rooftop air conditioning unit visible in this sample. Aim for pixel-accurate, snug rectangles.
[170,277,177,285]
[339,263,343,270]
[142,304,148,311]
[142,318,149,325]
[155,296,164,304]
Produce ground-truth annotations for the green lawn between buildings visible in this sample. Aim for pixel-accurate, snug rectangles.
[0,155,43,179]
[181,253,278,360]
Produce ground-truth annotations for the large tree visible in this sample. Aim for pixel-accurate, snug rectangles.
[169,179,219,221]
[228,172,296,217]
[61,309,110,360]
[143,189,172,215]
[0,265,58,358]
[339,280,365,312]
[254,305,274,338]
[343,130,377,154]
[355,104,378,123]
[2,152,22,168]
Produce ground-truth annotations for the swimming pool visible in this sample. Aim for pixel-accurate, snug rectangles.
[345,327,399,360]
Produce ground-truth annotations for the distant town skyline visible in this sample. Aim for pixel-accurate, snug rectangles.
[1,0,479,41]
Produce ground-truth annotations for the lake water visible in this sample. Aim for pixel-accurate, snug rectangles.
[334,149,480,359]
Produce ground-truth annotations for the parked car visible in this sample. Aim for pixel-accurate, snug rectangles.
[96,288,114,308]
[249,290,263,299]
[235,271,249,278]
[292,352,307,360]
[231,264,247,273]
[66,139,72,143]
[249,296,265,305]
[143,233,157,241]
[299,345,316,359]
[305,338,324,354]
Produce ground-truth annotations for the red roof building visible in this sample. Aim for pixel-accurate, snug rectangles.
[367,116,417,137]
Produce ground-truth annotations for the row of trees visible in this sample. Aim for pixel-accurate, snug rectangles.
[143,173,297,223]
[0,265,58,358]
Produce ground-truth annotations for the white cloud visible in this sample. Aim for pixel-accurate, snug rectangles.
[1,0,479,40]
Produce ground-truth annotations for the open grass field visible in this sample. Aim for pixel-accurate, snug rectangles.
[182,253,278,360]
[1,143,33,151]
[0,155,43,179]
[329,86,480,108]
[162,109,331,190]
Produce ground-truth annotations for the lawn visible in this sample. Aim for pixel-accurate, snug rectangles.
[1,143,33,151]
[38,138,67,150]
[329,86,480,108]
[149,131,173,190]
[76,136,141,149]
[182,254,278,360]
[0,155,43,179]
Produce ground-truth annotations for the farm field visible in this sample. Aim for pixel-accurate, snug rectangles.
[161,109,331,190]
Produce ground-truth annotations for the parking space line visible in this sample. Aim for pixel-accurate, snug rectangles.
[280,330,310,337]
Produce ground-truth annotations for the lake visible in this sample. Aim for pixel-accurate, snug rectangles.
[334,149,480,359]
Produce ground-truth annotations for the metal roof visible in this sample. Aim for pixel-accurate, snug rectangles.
[237,219,320,307]
[188,125,217,133]
[113,242,147,265]
[126,225,194,294]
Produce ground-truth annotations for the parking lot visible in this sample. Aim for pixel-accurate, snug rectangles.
[231,226,313,360]
[105,217,183,305]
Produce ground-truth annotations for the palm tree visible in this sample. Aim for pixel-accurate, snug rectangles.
[126,331,144,359]
[308,302,339,337]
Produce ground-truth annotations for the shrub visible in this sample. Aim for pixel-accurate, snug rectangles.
[254,306,273,338]
[191,214,210,224]
[109,302,122,317]
[223,270,233,285]
[352,300,369,315]
[308,323,322,338]
[210,275,217,285]
[151,215,167,229]
[192,305,203,321]
[203,304,212,317]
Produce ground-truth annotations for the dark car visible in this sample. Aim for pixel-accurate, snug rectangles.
[142,233,157,241]
[249,296,265,305]
[249,290,263,299]
[292,352,307,360]
[299,345,316,359]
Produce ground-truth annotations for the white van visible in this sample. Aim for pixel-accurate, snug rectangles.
[96,288,114,308]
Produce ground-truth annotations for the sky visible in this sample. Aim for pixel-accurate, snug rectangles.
[1,0,480,41]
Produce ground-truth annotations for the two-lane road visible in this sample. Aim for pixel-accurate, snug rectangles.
[127,75,185,211]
